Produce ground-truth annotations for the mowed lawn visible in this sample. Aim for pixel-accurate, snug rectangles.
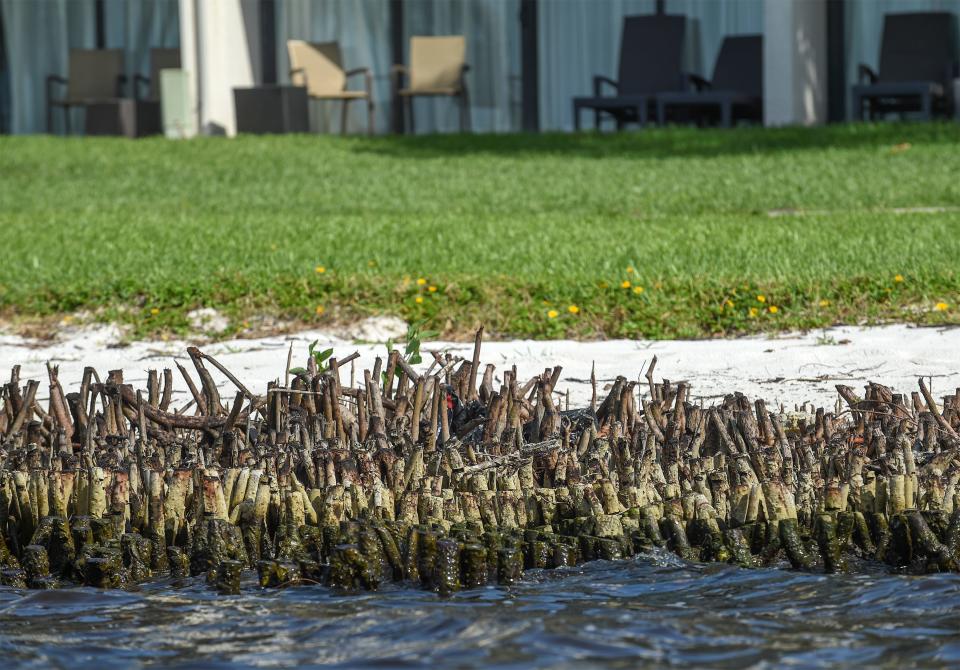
[1,123,960,340]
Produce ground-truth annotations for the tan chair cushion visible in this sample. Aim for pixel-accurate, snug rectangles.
[288,40,346,97]
[313,90,369,100]
[408,36,466,93]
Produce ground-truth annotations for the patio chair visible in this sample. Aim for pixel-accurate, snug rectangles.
[288,40,374,135]
[852,12,959,121]
[392,36,470,133]
[46,49,126,134]
[655,35,762,128]
[572,15,686,131]
[133,48,181,103]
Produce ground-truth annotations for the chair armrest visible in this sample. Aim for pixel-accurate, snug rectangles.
[687,73,711,92]
[46,75,67,106]
[345,67,374,98]
[133,74,150,101]
[290,67,307,87]
[593,75,618,97]
[391,64,407,94]
[858,63,878,85]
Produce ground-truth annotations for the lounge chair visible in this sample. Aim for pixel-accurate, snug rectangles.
[655,35,762,127]
[392,36,470,134]
[852,12,958,121]
[572,15,686,131]
[46,49,125,134]
[288,40,374,135]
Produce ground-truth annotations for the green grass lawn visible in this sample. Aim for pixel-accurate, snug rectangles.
[2,123,960,340]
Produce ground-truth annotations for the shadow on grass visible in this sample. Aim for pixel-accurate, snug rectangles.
[347,121,960,160]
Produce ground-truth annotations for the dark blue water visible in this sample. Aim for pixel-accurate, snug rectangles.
[1,550,958,669]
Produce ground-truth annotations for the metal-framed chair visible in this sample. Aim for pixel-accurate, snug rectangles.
[392,36,470,134]
[288,40,374,135]
[46,49,126,134]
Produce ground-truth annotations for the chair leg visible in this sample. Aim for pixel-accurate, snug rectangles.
[341,99,350,135]
[638,102,647,127]
[405,97,414,135]
[65,106,71,136]
[367,99,375,136]
[720,101,732,128]
[656,100,666,125]
[920,93,932,121]
[460,90,471,133]
[573,103,581,131]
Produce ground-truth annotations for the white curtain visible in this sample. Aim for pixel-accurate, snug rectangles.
[403,0,521,133]
[537,0,656,131]
[665,0,763,80]
[1,0,94,134]
[845,0,960,118]
[276,0,392,134]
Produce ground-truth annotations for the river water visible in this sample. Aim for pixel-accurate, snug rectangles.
[0,550,958,669]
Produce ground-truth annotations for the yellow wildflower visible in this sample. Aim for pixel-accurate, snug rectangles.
[894,274,904,283]
[748,307,758,318]
[756,295,766,303]
[547,309,559,319]
[417,278,427,286]
[935,302,949,311]
[819,299,830,307]
[568,305,580,314]
[626,267,635,274]
[621,280,631,289]
[150,307,160,315]
[315,305,325,315]
[428,285,437,293]
[725,299,734,308]
[633,286,644,294]
[315,265,326,274]
[598,281,609,289]
[768,305,779,314]
[415,296,424,304]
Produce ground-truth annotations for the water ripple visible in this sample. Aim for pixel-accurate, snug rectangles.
[0,554,958,669]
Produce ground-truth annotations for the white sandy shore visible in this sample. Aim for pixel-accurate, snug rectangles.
[1,323,958,411]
